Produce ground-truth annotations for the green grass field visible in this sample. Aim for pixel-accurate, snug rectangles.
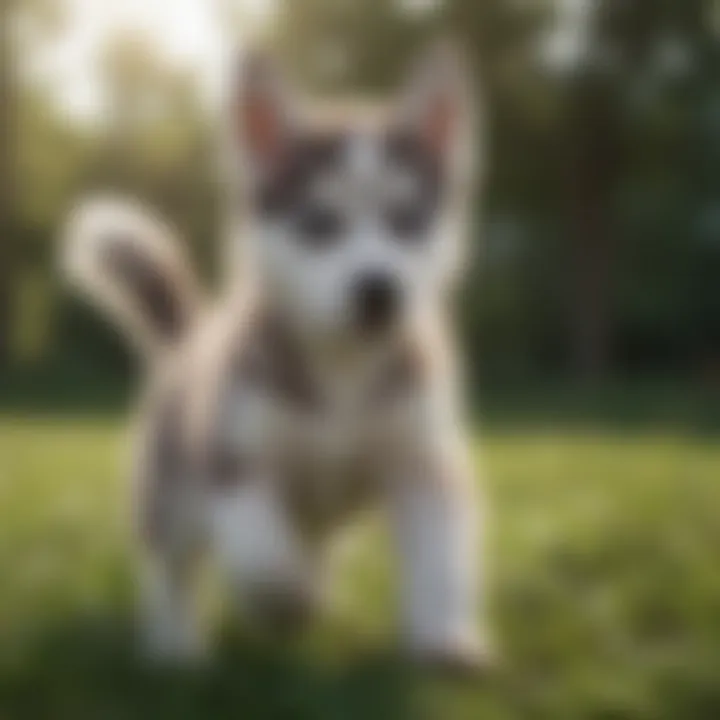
[1,412,719,719]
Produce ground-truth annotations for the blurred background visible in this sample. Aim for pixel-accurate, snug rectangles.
[1,1,719,718]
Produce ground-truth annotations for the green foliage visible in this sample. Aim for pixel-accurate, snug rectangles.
[7,28,221,368]
[2,0,717,380]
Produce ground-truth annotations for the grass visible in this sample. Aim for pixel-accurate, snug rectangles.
[1,411,719,719]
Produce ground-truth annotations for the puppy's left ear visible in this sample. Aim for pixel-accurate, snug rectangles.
[234,49,297,175]
[396,39,474,165]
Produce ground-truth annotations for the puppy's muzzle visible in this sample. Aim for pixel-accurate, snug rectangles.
[352,272,401,333]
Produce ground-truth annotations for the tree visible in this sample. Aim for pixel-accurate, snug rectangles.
[0,0,63,366]
[0,0,20,365]
[96,30,219,278]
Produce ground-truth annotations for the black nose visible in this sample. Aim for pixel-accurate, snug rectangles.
[353,272,400,332]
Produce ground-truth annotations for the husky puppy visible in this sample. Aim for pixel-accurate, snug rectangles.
[63,41,488,672]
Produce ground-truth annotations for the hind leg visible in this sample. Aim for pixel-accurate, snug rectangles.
[138,543,206,662]
[135,453,206,661]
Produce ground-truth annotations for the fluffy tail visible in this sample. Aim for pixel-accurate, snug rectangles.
[62,197,201,361]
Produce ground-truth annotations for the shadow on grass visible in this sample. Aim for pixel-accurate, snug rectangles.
[0,612,428,720]
[3,368,719,434]
[0,370,132,418]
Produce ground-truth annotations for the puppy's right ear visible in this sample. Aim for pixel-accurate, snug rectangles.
[395,39,473,166]
[234,50,295,174]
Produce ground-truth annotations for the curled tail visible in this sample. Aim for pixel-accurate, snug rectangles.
[62,197,201,361]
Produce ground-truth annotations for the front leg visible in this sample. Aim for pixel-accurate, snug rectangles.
[389,438,489,671]
[206,467,321,634]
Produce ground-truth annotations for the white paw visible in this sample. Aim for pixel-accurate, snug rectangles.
[243,580,321,635]
[408,635,495,677]
[141,619,208,665]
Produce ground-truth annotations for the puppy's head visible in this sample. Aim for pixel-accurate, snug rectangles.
[235,41,476,340]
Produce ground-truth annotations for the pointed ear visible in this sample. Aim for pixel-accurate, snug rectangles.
[234,50,295,172]
[396,39,474,162]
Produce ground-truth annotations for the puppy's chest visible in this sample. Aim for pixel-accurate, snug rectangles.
[224,329,427,467]
[280,406,387,526]
[223,385,414,524]
[263,393,408,472]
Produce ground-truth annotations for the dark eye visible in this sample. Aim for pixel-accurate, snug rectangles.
[296,204,344,248]
[385,204,430,240]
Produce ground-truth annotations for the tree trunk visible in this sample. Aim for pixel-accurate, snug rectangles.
[567,75,619,381]
[0,0,17,367]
